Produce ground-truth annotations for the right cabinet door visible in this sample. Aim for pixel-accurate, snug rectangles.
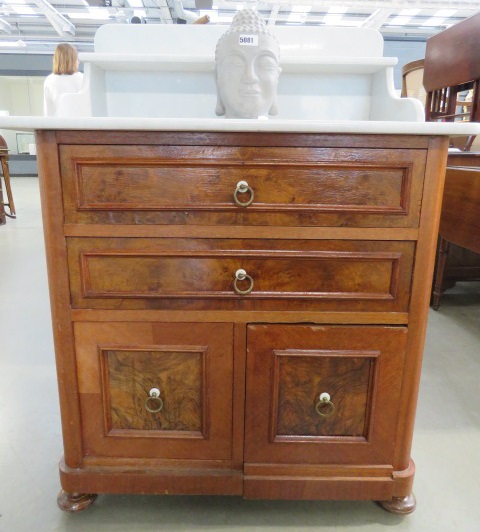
[244,325,407,466]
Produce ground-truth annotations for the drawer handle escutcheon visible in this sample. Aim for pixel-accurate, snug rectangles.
[315,392,335,418]
[145,387,164,413]
[233,180,254,207]
[234,268,254,295]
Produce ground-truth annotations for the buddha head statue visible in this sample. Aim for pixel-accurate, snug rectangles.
[215,9,281,119]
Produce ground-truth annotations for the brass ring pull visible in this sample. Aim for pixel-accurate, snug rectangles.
[233,268,254,295]
[315,392,335,418]
[233,180,254,207]
[145,387,164,413]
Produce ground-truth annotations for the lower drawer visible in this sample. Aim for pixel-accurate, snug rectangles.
[67,237,415,312]
[74,322,234,461]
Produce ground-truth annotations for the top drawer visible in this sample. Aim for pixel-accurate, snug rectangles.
[60,144,426,228]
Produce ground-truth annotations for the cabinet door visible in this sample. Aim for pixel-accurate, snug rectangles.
[244,325,407,465]
[74,322,233,461]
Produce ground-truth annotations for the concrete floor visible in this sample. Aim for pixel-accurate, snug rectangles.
[1,177,479,532]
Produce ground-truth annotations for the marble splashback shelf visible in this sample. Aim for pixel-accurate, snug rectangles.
[0,22,479,137]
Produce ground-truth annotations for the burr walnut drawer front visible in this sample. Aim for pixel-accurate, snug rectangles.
[244,324,407,465]
[67,237,415,312]
[74,322,234,460]
[60,144,425,228]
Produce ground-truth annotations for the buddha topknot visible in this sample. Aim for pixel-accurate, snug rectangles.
[215,9,280,60]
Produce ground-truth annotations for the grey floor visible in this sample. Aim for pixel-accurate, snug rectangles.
[1,177,479,532]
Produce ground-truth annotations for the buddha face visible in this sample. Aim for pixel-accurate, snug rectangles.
[216,32,281,119]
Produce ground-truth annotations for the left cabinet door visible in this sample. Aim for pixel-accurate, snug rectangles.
[74,322,234,462]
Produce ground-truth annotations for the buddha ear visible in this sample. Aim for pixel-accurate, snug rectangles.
[214,69,226,116]
[215,96,226,116]
[269,100,278,116]
[269,70,281,116]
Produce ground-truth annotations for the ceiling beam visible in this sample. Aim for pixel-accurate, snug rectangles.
[31,0,76,37]
[0,17,12,34]
[362,9,393,29]
[268,4,281,26]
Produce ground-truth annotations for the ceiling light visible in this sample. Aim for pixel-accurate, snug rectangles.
[0,39,26,47]
[389,16,413,26]
[323,5,347,25]
[4,0,36,16]
[66,8,111,21]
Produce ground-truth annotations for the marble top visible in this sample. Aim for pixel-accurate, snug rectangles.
[1,116,480,136]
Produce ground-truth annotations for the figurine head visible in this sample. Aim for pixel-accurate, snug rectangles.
[215,9,281,119]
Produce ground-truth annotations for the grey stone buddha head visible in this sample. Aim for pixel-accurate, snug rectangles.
[215,9,281,119]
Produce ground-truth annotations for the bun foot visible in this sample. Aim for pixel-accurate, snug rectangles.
[57,490,97,512]
[377,493,416,514]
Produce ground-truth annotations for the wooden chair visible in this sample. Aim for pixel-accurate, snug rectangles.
[401,58,426,106]
[0,135,16,224]
[424,12,480,151]
[402,58,474,147]
[423,13,480,309]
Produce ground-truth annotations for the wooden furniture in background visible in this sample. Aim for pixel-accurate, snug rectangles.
[424,12,480,127]
[0,135,16,224]
[423,13,480,308]
[432,166,480,309]
[401,59,426,106]
[36,129,448,514]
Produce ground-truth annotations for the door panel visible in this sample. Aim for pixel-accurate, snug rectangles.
[75,322,234,461]
[245,324,407,465]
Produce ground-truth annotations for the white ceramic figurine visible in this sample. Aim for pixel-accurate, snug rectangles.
[215,9,281,119]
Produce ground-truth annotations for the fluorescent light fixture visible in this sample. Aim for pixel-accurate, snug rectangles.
[286,4,311,24]
[67,8,111,21]
[389,16,412,26]
[422,9,456,26]
[323,5,347,26]
[4,0,36,16]
[399,9,421,17]
[287,11,308,24]
[327,6,348,14]
[0,39,27,47]
[291,5,311,13]
[433,9,456,18]
[323,14,344,25]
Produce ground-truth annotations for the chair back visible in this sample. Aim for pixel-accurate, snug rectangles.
[423,12,480,125]
[401,59,426,106]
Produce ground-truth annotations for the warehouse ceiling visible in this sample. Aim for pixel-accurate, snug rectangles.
[0,0,479,53]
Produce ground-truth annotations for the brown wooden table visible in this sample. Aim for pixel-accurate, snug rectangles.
[0,135,16,223]
[432,163,480,309]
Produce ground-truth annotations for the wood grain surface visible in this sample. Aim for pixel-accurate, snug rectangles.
[105,348,204,432]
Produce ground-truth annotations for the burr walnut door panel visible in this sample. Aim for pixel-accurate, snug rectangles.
[74,322,234,461]
[244,325,407,466]
[59,143,425,228]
